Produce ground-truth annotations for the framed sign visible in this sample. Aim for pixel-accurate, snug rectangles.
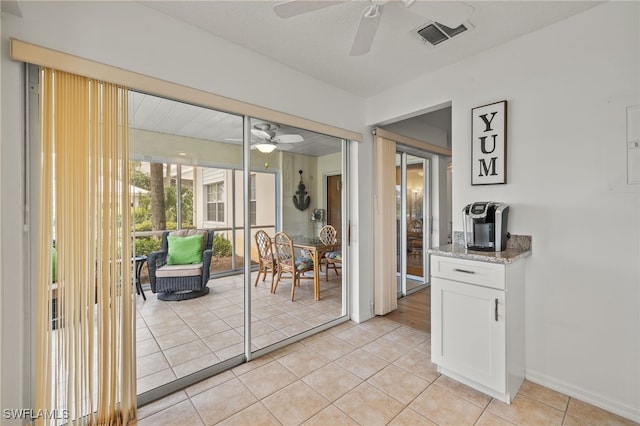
[471,100,507,185]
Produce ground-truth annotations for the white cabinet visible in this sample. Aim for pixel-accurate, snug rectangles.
[431,255,525,403]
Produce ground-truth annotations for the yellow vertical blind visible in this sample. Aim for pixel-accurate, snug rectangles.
[35,68,135,425]
[373,135,398,315]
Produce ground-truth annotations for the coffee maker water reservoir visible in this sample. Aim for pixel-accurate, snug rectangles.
[462,201,510,251]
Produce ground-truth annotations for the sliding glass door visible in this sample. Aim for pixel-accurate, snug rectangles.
[129,92,247,397]
[127,94,349,402]
[248,117,347,357]
[26,61,356,412]
[396,151,430,297]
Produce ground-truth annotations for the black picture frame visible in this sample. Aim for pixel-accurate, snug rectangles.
[471,100,507,185]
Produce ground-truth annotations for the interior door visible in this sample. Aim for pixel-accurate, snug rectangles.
[327,174,342,239]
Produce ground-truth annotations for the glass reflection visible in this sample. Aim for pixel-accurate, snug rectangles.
[249,117,345,352]
[129,92,245,394]
[128,93,347,399]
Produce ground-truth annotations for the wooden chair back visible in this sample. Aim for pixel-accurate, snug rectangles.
[272,231,314,301]
[319,225,337,245]
[255,230,274,264]
[273,232,295,274]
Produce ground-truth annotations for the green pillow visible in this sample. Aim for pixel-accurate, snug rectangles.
[167,234,203,265]
[52,246,57,283]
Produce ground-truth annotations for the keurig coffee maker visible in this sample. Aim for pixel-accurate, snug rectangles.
[462,201,510,251]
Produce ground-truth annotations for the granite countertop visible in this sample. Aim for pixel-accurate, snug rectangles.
[428,244,531,264]
[428,234,532,264]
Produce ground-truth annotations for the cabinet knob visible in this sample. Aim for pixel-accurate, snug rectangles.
[453,268,476,274]
[495,298,499,321]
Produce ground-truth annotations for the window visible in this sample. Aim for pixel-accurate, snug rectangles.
[206,182,224,222]
[250,174,256,226]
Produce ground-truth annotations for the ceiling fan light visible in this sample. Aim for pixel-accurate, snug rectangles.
[255,142,277,153]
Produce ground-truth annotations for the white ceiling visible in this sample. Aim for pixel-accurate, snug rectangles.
[140,0,602,98]
[0,0,603,156]
[130,91,343,157]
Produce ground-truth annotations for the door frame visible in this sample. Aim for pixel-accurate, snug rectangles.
[396,148,432,297]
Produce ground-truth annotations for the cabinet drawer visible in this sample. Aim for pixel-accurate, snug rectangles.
[431,256,505,289]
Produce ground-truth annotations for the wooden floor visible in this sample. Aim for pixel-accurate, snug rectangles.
[384,287,430,333]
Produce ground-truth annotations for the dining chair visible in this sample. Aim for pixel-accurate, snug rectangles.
[272,231,314,301]
[319,224,341,281]
[254,230,276,290]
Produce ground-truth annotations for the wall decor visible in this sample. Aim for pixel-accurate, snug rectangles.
[471,100,507,185]
[293,170,311,211]
[311,208,325,222]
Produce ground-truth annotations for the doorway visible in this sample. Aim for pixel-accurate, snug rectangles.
[326,174,342,239]
[396,151,430,297]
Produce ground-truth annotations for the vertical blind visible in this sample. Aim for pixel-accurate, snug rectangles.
[373,135,398,315]
[35,68,136,425]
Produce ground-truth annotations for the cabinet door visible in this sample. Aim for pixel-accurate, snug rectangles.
[431,277,506,393]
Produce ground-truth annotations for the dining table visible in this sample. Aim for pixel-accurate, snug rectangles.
[292,236,340,301]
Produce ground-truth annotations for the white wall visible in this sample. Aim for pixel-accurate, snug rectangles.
[367,2,640,421]
[382,119,448,149]
[0,0,367,415]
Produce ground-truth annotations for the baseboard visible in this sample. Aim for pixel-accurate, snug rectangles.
[526,369,640,423]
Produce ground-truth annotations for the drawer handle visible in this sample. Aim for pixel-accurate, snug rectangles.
[495,298,499,321]
[453,268,476,274]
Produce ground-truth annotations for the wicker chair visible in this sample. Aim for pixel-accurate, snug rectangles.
[319,224,341,281]
[272,232,314,301]
[254,230,276,290]
[147,229,214,301]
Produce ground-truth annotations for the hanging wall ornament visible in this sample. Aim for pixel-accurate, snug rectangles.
[293,170,311,211]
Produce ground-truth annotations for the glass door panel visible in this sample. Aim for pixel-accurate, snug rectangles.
[249,117,347,355]
[395,153,404,295]
[406,155,425,292]
[129,91,245,396]
[396,151,430,297]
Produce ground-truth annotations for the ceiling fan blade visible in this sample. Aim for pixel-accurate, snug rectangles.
[407,1,474,28]
[251,128,275,140]
[350,4,383,56]
[273,134,304,144]
[274,0,346,18]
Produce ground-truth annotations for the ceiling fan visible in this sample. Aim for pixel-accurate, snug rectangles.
[273,0,474,56]
[251,122,304,153]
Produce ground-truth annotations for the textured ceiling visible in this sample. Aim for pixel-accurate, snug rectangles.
[128,1,601,155]
[140,0,602,97]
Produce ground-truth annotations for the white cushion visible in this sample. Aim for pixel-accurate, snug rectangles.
[156,263,203,278]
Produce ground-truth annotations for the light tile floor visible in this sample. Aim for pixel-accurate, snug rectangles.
[136,269,343,394]
[136,316,639,426]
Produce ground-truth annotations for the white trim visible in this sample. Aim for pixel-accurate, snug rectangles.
[375,127,450,156]
[526,369,640,423]
[0,14,3,412]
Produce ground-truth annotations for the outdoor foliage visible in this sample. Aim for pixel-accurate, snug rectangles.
[134,237,161,256]
[133,221,176,256]
[131,169,151,191]
[130,162,205,256]
[212,234,232,257]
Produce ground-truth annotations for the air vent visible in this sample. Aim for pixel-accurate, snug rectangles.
[414,21,472,46]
